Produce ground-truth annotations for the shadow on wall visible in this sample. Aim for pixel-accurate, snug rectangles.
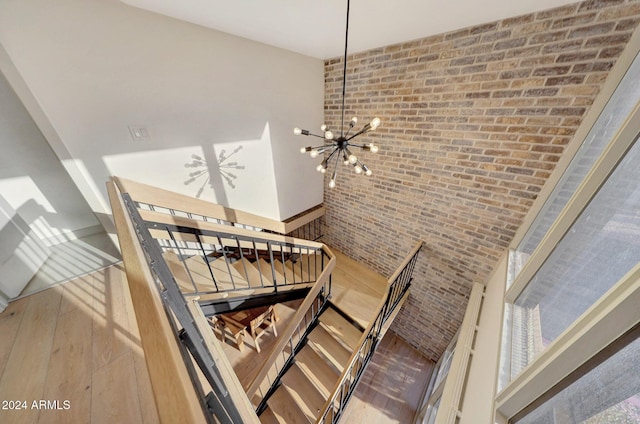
[184,145,245,199]
[102,122,280,221]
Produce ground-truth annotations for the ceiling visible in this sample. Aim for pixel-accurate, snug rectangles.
[121,0,580,59]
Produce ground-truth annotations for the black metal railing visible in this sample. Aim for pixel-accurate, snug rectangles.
[136,200,265,232]
[149,219,324,296]
[285,215,324,241]
[123,194,245,424]
[318,243,422,424]
[119,191,335,423]
[251,279,332,414]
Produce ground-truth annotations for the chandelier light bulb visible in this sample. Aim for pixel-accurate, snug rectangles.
[370,117,381,130]
[310,149,319,158]
[369,143,379,153]
[321,124,328,131]
[354,164,363,174]
[325,130,334,140]
[365,168,373,176]
[316,164,324,172]
[329,172,337,189]
[350,116,358,127]
[348,154,358,164]
[294,127,302,135]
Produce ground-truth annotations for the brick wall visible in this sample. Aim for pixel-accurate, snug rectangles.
[321,0,640,361]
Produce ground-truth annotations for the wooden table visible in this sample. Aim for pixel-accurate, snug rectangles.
[215,305,279,352]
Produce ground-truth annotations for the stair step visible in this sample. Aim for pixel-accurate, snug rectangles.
[285,253,323,282]
[163,251,248,293]
[295,346,340,398]
[232,258,267,288]
[319,308,363,351]
[255,258,287,285]
[273,260,298,284]
[307,326,352,374]
[259,407,280,424]
[281,364,327,422]
[266,385,311,424]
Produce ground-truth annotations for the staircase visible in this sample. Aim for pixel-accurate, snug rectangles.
[107,176,422,424]
[260,306,363,423]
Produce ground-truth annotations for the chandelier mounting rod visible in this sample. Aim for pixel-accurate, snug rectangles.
[293,0,380,187]
[340,0,350,138]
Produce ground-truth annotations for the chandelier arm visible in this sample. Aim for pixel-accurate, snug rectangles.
[340,0,350,138]
[333,148,342,172]
[325,146,340,163]
[345,129,369,141]
[306,132,330,140]
[345,142,365,149]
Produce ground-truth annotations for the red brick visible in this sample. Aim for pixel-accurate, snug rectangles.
[322,0,640,361]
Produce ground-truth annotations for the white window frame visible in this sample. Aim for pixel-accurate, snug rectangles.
[495,31,640,420]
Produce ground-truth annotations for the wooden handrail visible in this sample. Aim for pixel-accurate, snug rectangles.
[185,298,260,424]
[110,176,333,422]
[138,208,324,250]
[317,241,423,423]
[387,241,423,284]
[282,205,326,235]
[246,246,336,398]
[114,176,323,236]
[107,180,207,424]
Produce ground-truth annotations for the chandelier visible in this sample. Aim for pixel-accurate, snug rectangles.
[294,0,380,188]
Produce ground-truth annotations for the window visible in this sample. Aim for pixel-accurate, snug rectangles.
[510,53,640,284]
[510,131,640,378]
[513,325,640,424]
[496,45,640,421]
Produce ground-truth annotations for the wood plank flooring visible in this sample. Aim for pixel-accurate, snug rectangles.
[339,333,435,424]
[0,245,432,423]
[0,264,157,424]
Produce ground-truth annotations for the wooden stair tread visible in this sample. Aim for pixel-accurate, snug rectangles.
[319,308,363,351]
[295,346,340,398]
[285,259,310,282]
[259,407,280,424]
[164,251,248,293]
[296,253,323,280]
[307,326,351,374]
[282,365,326,422]
[273,260,298,284]
[232,258,267,288]
[256,258,287,285]
[188,283,315,304]
[285,253,323,283]
[267,385,311,424]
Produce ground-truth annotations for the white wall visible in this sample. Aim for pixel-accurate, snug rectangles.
[0,69,101,245]
[0,0,324,224]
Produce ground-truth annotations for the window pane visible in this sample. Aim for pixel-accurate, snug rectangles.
[511,132,640,377]
[423,397,441,424]
[514,334,640,424]
[511,52,640,282]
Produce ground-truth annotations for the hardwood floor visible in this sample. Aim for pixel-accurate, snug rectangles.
[0,264,157,424]
[340,333,435,424]
[0,247,431,424]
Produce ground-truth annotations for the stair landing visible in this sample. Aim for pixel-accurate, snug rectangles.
[217,245,387,393]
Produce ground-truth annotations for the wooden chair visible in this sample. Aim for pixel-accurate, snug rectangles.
[215,305,279,352]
